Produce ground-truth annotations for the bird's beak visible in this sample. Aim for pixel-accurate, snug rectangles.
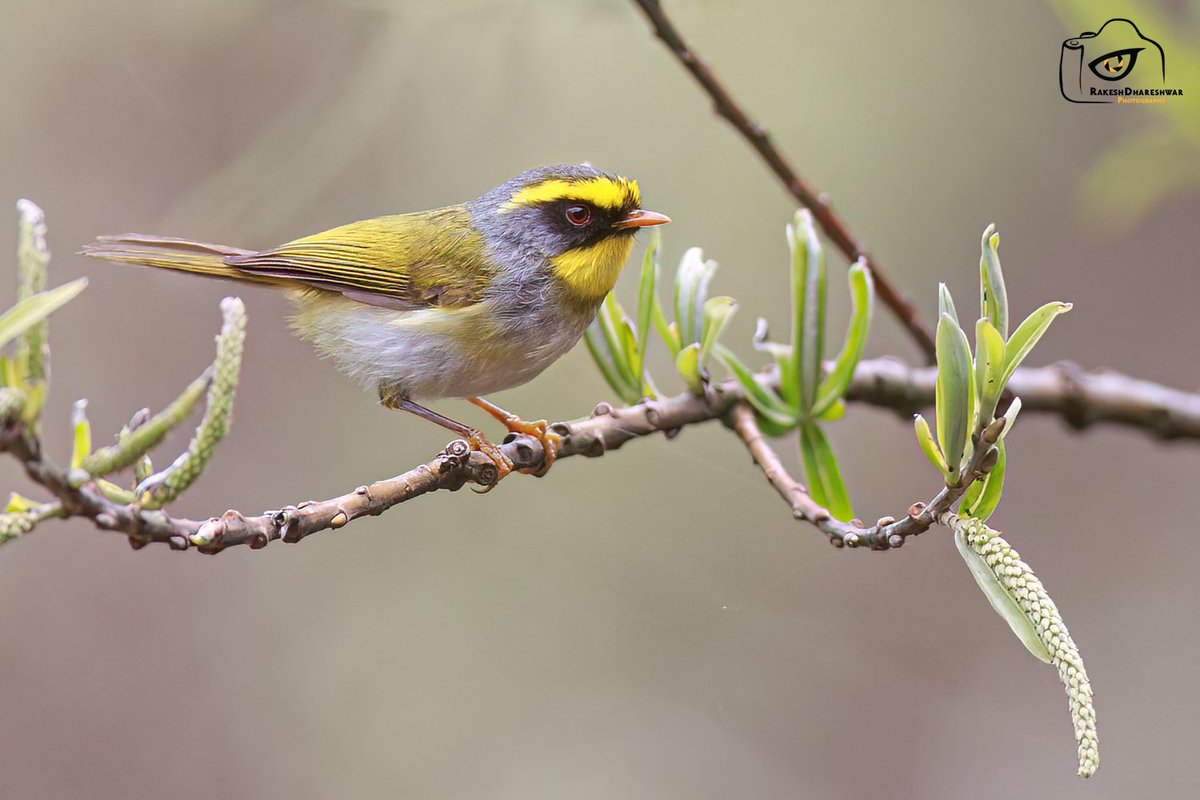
[613,209,671,229]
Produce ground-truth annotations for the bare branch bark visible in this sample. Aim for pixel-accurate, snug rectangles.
[630,0,937,361]
[846,358,1200,441]
[4,357,1195,554]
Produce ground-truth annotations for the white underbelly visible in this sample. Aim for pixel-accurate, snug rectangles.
[290,294,588,400]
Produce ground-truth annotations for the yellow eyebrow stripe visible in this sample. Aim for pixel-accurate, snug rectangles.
[501,177,640,212]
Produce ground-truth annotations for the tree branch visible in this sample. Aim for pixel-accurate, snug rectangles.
[5,357,1195,554]
[630,0,937,361]
[845,358,1200,441]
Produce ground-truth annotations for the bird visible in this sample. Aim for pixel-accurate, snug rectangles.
[81,163,670,481]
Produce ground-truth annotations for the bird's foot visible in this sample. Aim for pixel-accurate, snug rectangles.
[464,428,514,492]
[467,397,562,477]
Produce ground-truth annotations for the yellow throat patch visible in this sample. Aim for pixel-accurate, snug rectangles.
[549,235,635,303]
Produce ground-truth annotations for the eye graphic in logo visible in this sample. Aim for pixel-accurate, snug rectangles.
[1060,18,1165,103]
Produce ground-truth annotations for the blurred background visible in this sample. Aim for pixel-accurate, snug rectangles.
[1,0,1197,797]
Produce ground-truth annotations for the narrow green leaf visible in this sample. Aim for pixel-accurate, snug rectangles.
[798,424,829,509]
[913,413,949,475]
[632,236,659,386]
[0,356,19,388]
[975,318,1006,428]
[674,247,708,345]
[0,278,87,351]
[799,215,826,414]
[618,318,640,390]
[961,441,1006,522]
[69,399,92,470]
[938,283,959,327]
[652,296,680,356]
[699,296,737,365]
[20,383,46,426]
[1002,302,1072,386]
[599,293,633,379]
[675,342,703,393]
[979,225,1009,339]
[785,214,806,408]
[799,422,853,521]
[954,522,1052,663]
[935,313,973,477]
[813,260,874,415]
[715,345,797,428]
[692,259,718,346]
[584,323,637,403]
[817,399,845,421]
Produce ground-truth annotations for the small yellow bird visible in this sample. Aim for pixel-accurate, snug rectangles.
[82,164,669,478]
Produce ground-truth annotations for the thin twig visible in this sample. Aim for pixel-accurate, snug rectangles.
[630,0,937,361]
[4,358,1196,554]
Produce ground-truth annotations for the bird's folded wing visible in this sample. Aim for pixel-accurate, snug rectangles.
[224,209,495,310]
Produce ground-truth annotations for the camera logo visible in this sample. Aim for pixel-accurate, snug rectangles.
[1059,18,1182,104]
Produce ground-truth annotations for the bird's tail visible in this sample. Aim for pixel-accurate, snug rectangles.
[80,234,283,286]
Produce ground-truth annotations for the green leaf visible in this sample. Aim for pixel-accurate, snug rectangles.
[20,383,45,427]
[69,399,92,470]
[0,278,87,351]
[715,345,797,428]
[813,260,874,416]
[0,356,19,388]
[692,261,718,346]
[954,522,1052,663]
[632,235,659,388]
[674,247,713,345]
[618,318,640,390]
[652,298,680,356]
[675,342,703,394]
[1002,302,1072,386]
[792,212,826,415]
[961,441,1006,522]
[913,413,948,475]
[699,296,737,366]
[799,422,853,521]
[938,283,959,327]
[584,323,637,403]
[599,293,634,380]
[974,318,1006,428]
[817,399,845,421]
[935,313,973,478]
[979,225,1009,338]
[784,214,805,408]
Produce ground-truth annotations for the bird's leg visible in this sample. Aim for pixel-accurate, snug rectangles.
[383,394,513,483]
[466,396,561,477]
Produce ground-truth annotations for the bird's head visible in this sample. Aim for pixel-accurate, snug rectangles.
[470,164,670,304]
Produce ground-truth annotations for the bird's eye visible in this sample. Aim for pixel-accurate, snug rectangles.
[565,205,592,226]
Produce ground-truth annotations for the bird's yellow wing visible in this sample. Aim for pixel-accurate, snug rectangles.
[226,206,496,310]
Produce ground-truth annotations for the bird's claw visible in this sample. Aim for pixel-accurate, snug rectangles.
[465,429,512,493]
